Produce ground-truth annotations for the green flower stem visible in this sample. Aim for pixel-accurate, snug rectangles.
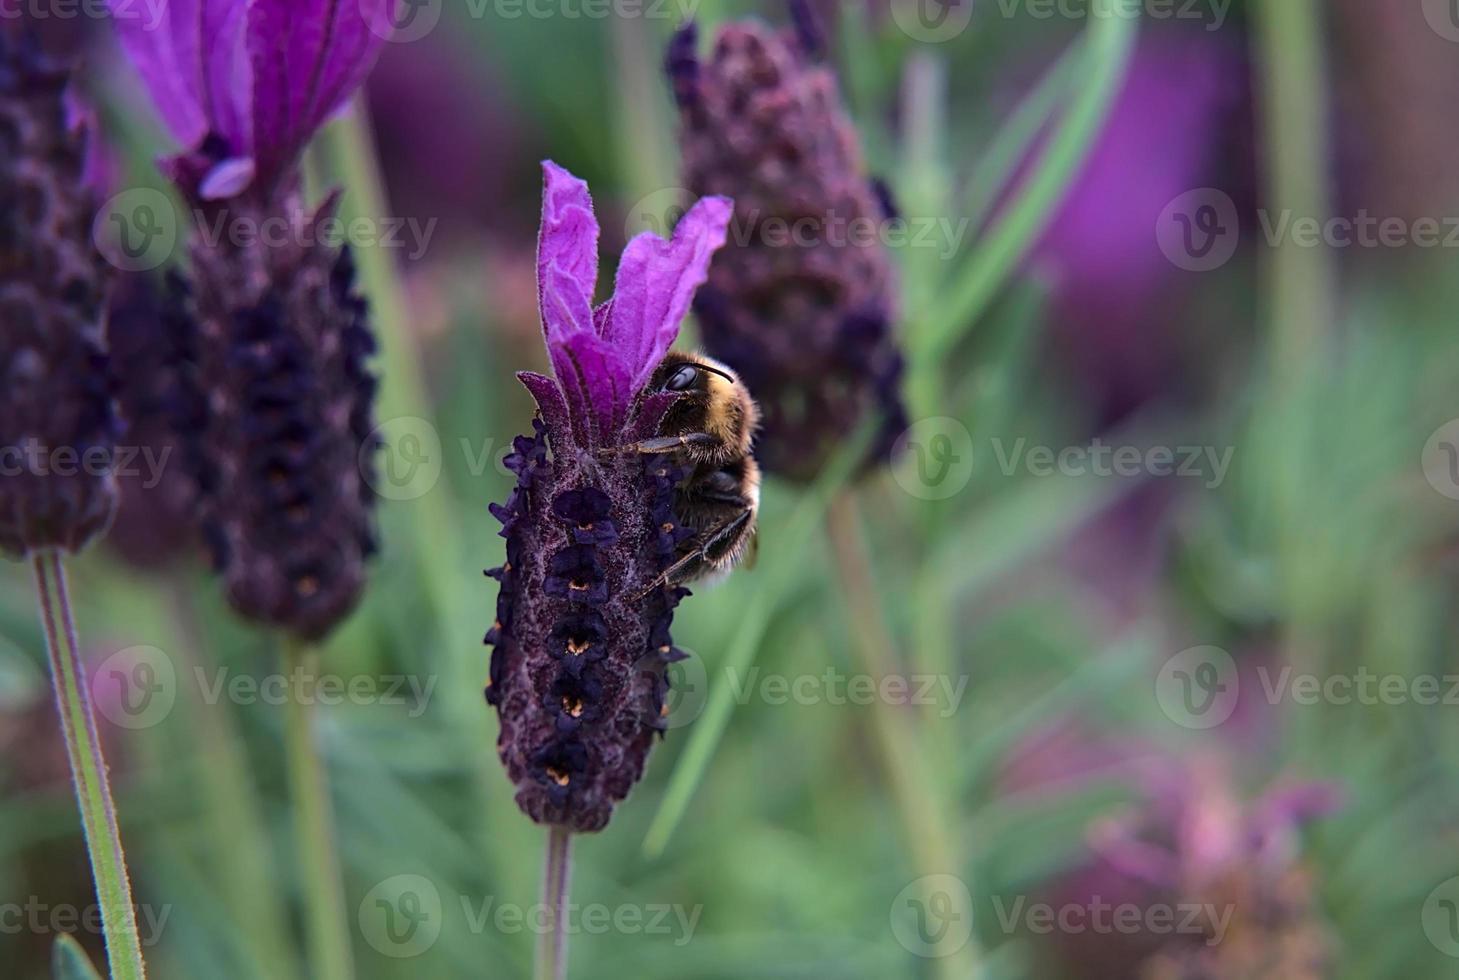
[1252,0,1336,705]
[534,827,573,980]
[32,551,147,980]
[825,494,981,980]
[166,582,297,980]
[1253,0,1335,379]
[281,638,354,980]
[911,5,1137,414]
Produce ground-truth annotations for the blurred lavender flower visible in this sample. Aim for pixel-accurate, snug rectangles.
[109,0,395,639]
[1002,726,1340,980]
[485,162,731,832]
[667,18,907,482]
[1029,30,1254,427]
[105,272,197,569]
[0,24,118,560]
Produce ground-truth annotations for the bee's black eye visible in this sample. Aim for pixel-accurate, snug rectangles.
[665,364,699,392]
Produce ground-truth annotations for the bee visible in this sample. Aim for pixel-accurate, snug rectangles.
[622,351,761,596]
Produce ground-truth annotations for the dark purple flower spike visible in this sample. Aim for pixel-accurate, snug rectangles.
[0,26,118,560]
[668,18,908,482]
[487,163,731,832]
[109,0,393,639]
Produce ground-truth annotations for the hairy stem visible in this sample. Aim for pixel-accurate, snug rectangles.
[32,552,148,980]
[282,639,354,980]
[825,495,981,980]
[535,827,573,980]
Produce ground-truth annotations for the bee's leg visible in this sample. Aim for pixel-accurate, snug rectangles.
[599,433,718,456]
[633,508,755,601]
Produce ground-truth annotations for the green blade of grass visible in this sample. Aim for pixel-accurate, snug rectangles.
[912,5,1138,399]
[52,935,105,980]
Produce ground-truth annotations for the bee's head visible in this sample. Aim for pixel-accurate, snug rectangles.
[650,352,758,460]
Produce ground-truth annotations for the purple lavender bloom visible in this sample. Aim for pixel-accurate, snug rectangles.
[104,272,197,570]
[1029,30,1254,427]
[667,19,907,482]
[108,0,394,639]
[0,24,118,560]
[1001,725,1340,980]
[108,0,397,202]
[486,162,731,832]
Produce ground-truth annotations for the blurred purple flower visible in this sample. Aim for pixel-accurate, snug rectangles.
[1000,724,1340,979]
[0,23,118,560]
[107,0,397,200]
[108,0,392,639]
[668,18,907,482]
[485,162,731,832]
[1029,30,1254,426]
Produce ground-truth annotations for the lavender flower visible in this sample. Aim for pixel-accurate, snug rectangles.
[486,162,731,832]
[1001,727,1341,980]
[667,18,907,482]
[0,25,118,560]
[105,272,197,569]
[109,0,395,638]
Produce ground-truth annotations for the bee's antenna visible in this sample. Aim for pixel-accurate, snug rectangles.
[695,362,737,384]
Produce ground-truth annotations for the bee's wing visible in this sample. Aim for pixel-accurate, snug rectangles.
[741,530,759,572]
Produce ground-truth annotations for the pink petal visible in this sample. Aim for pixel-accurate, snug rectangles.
[604,195,733,393]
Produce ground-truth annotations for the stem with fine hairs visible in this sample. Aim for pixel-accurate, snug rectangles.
[535,826,573,980]
[32,551,148,980]
[825,493,982,980]
[281,638,354,980]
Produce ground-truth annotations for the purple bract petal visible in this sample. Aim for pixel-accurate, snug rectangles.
[606,195,733,395]
[534,162,731,442]
[247,0,398,189]
[107,0,250,153]
[110,0,395,198]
